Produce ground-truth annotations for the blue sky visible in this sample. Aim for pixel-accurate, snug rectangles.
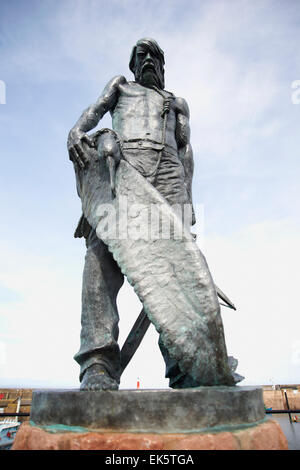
[0,0,300,388]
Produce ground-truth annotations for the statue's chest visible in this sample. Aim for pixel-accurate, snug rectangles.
[115,84,164,119]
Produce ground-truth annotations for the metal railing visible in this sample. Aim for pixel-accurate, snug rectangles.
[265,409,300,414]
[1,410,300,419]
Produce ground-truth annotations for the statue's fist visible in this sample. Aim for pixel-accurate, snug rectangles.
[67,131,94,168]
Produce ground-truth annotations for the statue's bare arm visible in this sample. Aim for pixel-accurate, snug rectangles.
[175,97,196,224]
[67,75,127,168]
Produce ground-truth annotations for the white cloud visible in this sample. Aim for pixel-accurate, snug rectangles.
[204,218,300,385]
[0,240,169,389]
[0,243,82,386]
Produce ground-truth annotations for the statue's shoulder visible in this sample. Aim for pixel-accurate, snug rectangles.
[174,96,190,118]
[106,75,128,89]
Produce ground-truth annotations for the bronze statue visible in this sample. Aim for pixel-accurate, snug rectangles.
[67,38,243,391]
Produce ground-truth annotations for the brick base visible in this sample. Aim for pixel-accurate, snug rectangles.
[12,419,288,450]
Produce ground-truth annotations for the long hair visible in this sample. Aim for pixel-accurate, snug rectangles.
[129,38,165,90]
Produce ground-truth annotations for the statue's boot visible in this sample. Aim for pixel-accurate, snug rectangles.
[80,364,119,391]
[159,339,244,388]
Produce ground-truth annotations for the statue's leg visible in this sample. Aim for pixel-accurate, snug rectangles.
[74,229,124,390]
[158,337,199,388]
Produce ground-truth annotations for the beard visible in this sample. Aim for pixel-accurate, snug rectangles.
[135,63,164,90]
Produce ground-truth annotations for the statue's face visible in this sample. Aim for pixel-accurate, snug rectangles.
[134,44,162,88]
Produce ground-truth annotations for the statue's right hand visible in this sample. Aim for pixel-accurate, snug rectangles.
[67,131,94,168]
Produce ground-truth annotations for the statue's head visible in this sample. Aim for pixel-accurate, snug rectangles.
[129,38,165,90]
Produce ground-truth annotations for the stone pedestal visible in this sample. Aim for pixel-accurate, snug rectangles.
[12,387,288,450]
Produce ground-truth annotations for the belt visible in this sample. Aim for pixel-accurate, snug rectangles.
[122,139,178,156]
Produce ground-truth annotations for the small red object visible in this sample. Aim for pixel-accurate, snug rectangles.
[0,394,4,400]
[6,431,11,438]
[137,378,140,389]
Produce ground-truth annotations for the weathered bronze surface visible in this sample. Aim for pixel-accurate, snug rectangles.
[67,38,243,390]
[30,387,263,433]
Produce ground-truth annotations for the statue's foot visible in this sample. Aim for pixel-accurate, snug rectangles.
[170,357,244,388]
[80,364,119,391]
[228,356,244,384]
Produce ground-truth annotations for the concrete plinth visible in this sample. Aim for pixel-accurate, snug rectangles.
[12,387,288,450]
